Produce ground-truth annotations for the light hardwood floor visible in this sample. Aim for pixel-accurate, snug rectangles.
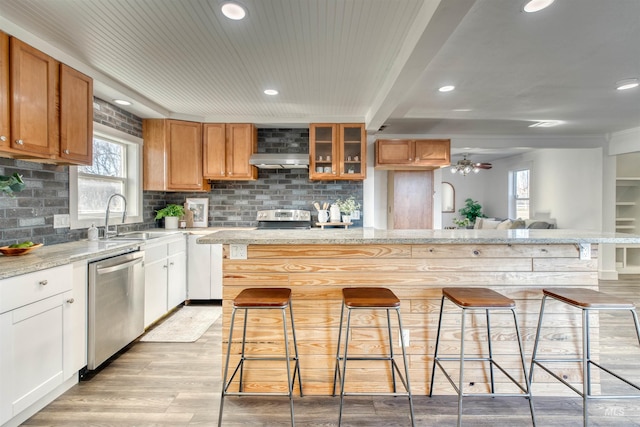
[22,277,640,426]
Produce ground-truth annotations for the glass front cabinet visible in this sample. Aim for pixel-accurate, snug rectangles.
[309,123,366,180]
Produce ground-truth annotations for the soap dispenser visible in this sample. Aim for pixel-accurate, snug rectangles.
[88,223,99,241]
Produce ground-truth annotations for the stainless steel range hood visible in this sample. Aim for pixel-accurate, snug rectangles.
[249,153,309,169]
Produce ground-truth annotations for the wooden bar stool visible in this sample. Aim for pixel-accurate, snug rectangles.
[429,287,535,427]
[218,288,302,426]
[332,287,415,426]
[530,288,640,426]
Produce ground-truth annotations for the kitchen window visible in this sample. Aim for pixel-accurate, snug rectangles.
[69,123,143,229]
[510,168,530,220]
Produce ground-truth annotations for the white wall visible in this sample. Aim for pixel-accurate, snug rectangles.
[450,148,604,230]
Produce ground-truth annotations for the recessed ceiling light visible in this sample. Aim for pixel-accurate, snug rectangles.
[113,99,132,106]
[453,108,472,112]
[616,78,639,91]
[264,89,278,96]
[439,85,455,93]
[523,0,555,13]
[529,120,563,128]
[221,2,246,20]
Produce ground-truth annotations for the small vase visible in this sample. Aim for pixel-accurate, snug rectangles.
[342,214,351,223]
[318,210,329,223]
[164,216,179,229]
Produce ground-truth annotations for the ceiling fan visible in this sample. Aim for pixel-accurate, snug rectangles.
[450,154,492,176]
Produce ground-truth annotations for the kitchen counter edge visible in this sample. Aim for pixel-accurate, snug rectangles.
[196,228,640,245]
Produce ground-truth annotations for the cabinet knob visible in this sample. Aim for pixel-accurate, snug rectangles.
[163,264,168,269]
[169,261,174,266]
[16,139,24,145]
[67,298,75,304]
[63,149,70,154]
[39,279,48,286]
[0,135,6,142]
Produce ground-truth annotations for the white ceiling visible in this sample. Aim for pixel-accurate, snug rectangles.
[0,0,639,162]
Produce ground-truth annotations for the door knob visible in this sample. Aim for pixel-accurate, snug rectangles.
[67,298,75,304]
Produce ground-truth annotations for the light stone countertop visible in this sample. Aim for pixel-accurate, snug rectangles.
[196,227,640,245]
[0,227,252,280]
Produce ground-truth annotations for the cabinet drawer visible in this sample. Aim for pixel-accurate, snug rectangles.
[144,242,167,263]
[168,238,186,255]
[0,264,73,314]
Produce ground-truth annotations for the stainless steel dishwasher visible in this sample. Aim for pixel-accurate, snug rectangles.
[88,250,145,370]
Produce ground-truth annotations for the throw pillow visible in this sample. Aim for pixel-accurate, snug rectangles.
[496,219,513,230]
[527,221,551,229]
[480,219,502,229]
[510,219,526,229]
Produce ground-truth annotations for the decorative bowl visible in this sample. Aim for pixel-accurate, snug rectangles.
[0,243,44,256]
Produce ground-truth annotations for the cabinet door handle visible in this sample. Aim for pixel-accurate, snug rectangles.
[39,279,48,286]
[63,149,70,154]
[67,298,75,304]
[16,139,24,145]
[0,135,6,142]
[163,264,168,269]
[169,261,174,266]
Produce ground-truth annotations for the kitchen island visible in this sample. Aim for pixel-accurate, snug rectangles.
[198,228,640,396]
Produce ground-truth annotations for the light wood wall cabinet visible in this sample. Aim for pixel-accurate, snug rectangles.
[0,32,9,151]
[0,33,93,165]
[10,37,59,159]
[309,123,366,180]
[203,123,257,180]
[375,138,450,170]
[59,64,93,165]
[143,119,210,191]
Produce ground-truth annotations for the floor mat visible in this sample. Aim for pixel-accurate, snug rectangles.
[140,305,221,342]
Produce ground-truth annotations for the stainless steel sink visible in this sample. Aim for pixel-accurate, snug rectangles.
[109,231,178,240]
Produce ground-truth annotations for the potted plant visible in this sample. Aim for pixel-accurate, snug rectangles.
[0,173,25,196]
[457,198,486,228]
[335,196,361,223]
[155,204,185,229]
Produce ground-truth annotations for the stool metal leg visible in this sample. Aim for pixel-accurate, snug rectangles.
[512,308,536,427]
[238,308,249,392]
[396,307,415,427]
[429,295,446,397]
[219,307,239,427]
[457,308,467,427]
[529,295,548,388]
[338,307,353,426]
[387,309,397,393]
[281,307,295,426]
[486,309,495,394]
[288,300,303,397]
[332,300,346,396]
[582,309,589,427]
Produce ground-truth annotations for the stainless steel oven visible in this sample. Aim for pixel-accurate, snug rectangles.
[87,250,145,370]
[256,209,312,229]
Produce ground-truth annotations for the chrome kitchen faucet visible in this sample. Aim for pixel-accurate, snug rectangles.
[103,193,127,239]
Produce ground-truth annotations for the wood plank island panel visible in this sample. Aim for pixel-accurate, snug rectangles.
[220,243,599,396]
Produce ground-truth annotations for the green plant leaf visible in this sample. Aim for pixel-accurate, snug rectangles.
[155,204,185,219]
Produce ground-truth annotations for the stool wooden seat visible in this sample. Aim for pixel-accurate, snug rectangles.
[218,287,302,426]
[430,287,535,427]
[530,288,640,426]
[332,287,414,426]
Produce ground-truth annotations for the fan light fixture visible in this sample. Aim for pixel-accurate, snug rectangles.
[450,155,484,176]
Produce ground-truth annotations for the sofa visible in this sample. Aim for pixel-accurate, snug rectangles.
[474,217,557,230]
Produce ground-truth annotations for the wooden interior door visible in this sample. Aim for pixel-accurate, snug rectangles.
[388,170,433,229]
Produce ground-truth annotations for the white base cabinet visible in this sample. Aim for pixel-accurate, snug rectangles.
[187,235,222,300]
[144,234,187,328]
[0,264,76,427]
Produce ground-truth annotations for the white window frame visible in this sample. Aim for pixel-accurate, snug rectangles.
[69,122,143,229]
[509,165,532,220]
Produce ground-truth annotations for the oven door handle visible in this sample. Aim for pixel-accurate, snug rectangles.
[96,257,143,275]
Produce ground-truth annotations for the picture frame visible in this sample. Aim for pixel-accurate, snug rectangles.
[186,198,209,227]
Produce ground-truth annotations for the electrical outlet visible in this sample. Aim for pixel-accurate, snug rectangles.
[399,329,410,347]
[579,243,591,260]
[230,244,248,260]
[53,214,70,229]
[351,210,361,220]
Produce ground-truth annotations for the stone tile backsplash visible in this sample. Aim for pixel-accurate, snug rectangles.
[0,112,363,247]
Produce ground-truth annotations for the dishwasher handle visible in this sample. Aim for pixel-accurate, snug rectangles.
[96,257,143,275]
